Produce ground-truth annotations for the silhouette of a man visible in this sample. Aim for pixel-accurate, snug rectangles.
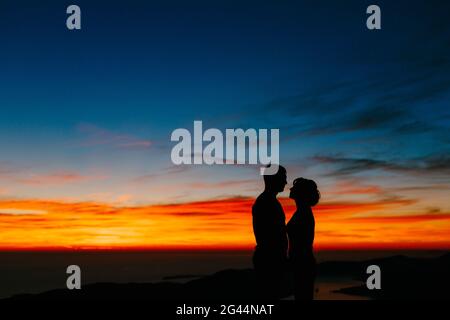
[252,165,288,299]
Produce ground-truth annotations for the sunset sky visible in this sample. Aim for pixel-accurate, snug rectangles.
[0,0,449,250]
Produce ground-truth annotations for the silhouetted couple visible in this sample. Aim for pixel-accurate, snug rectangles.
[252,165,320,300]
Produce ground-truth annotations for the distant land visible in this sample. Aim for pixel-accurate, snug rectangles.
[5,253,449,300]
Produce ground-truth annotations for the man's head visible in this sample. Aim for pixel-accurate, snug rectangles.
[263,165,287,193]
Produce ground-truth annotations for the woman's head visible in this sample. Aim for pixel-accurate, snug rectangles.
[289,178,320,207]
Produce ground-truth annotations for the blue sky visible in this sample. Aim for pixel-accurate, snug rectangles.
[0,0,449,209]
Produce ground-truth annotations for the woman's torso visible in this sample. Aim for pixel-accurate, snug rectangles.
[287,207,315,263]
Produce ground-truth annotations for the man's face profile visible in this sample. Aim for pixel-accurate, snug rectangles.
[264,166,287,193]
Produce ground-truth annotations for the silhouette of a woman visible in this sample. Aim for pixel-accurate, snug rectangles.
[287,178,320,300]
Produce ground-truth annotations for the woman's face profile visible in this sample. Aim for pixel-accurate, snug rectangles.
[289,185,299,200]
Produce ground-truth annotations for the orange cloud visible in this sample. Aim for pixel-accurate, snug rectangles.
[0,197,448,250]
[17,172,94,185]
[327,180,385,195]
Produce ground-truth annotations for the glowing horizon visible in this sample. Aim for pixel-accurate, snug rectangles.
[1,195,448,251]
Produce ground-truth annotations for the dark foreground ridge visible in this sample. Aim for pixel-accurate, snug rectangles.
[5,253,449,300]
[330,252,450,299]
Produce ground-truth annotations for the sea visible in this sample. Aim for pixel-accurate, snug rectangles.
[0,250,445,300]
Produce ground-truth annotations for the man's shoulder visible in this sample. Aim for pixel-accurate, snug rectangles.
[253,192,280,212]
[254,192,271,205]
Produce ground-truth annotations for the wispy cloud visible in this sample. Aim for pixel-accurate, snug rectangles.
[77,123,152,149]
[17,171,93,185]
[187,179,256,190]
[221,36,450,143]
[132,165,191,184]
[314,154,450,178]
[326,179,385,196]
[0,166,106,187]
[0,208,46,215]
